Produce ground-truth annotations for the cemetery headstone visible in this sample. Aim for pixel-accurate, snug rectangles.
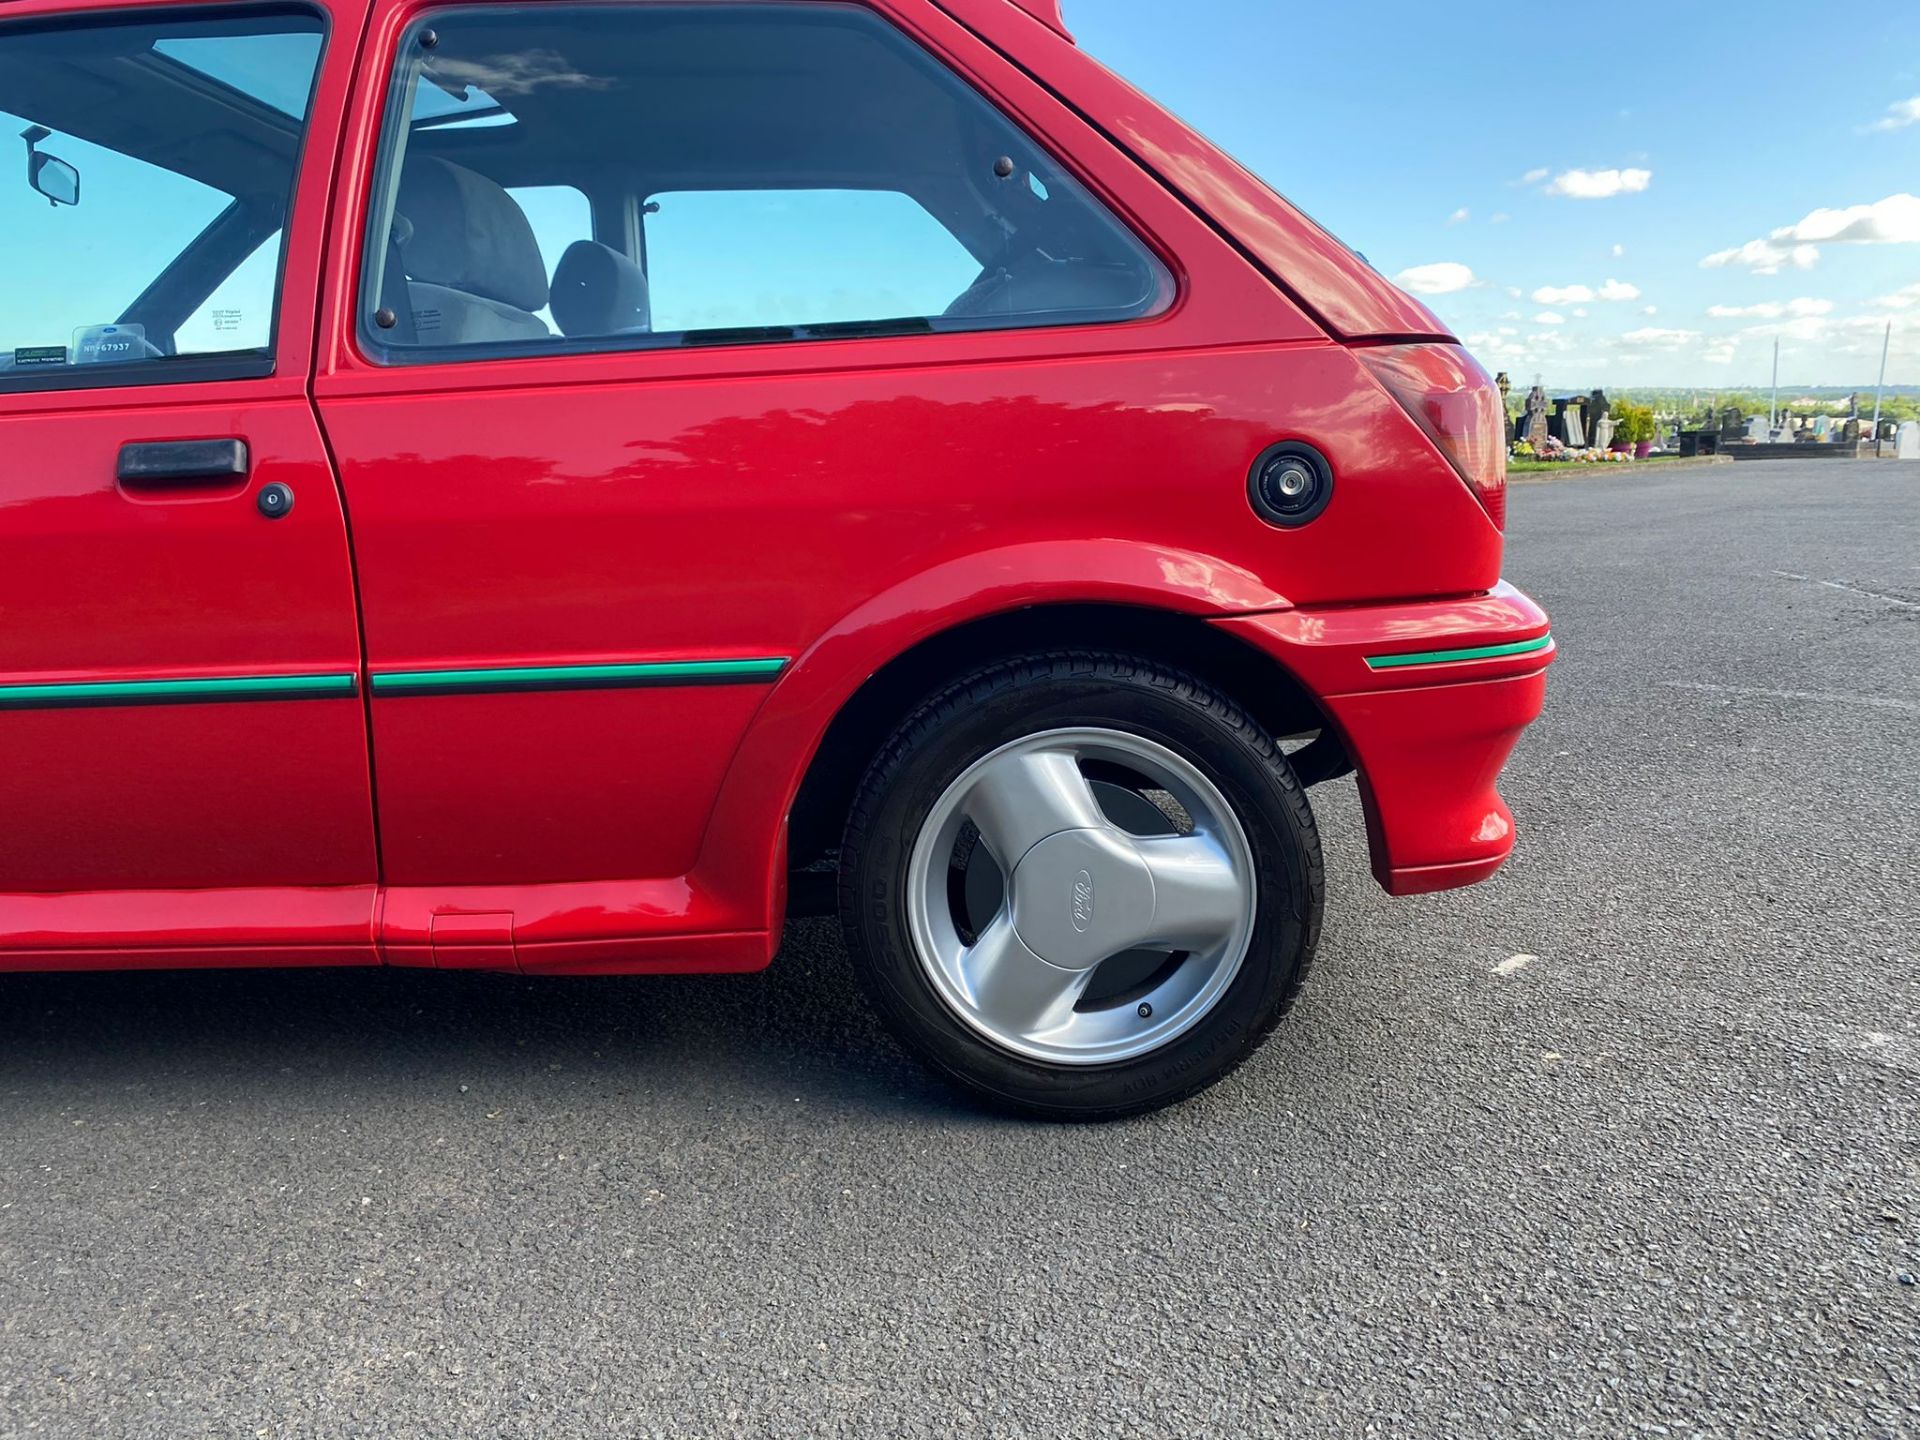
[1524,386,1549,448]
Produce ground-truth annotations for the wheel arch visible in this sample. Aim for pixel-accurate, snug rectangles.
[689,539,1345,939]
[785,602,1338,873]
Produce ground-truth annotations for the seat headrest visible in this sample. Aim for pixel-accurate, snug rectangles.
[550,241,652,338]
[395,157,548,314]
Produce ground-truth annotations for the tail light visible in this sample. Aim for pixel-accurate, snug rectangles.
[1358,344,1507,529]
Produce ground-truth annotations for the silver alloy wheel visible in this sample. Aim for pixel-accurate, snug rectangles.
[904,727,1257,1066]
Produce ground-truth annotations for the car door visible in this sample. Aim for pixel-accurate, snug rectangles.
[0,0,377,966]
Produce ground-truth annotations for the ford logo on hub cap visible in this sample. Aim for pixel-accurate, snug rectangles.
[1070,869,1096,933]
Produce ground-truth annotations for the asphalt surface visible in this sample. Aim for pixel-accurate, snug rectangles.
[2,458,1916,1439]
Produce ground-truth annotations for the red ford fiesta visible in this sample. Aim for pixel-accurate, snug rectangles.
[0,0,1553,1116]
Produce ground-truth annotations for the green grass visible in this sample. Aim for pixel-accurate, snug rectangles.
[1509,454,1694,474]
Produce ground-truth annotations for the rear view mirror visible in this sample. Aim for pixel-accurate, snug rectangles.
[21,126,79,207]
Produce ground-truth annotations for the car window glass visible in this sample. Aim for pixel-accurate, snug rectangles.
[361,2,1170,361]
[173,233,282,355]
[645,190,981,334]
[153,31,324,119]
[0,11,325,389]
[508,185,594,327]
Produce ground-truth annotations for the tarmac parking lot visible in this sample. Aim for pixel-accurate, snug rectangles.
[0,459,1915,1438]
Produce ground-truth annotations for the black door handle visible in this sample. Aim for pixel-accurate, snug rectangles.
[117,439,250,486]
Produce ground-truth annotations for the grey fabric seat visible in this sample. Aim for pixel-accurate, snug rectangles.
[550,240,652,338]
[396,157,551,345]
[944,257,1154,320]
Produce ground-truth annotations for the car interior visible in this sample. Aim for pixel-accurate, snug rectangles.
[0,10,321,376]
[367,3,1169,353]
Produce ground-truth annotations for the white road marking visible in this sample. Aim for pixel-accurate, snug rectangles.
[1773,570,1920,611]
[1662,681,1918,713]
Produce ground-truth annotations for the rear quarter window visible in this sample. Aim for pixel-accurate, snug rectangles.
[643,189,982,334]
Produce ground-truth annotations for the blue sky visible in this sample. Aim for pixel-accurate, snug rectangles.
[7,2,1913,390]
[1072,0,1920,390]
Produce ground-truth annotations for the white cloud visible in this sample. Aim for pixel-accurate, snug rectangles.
[1866,96,1920,132]
[1610,243,1626,258]
[1823,312,1917,358]
[1393,261,1477,295]
[1572,308,1589,318]
[1702,343,1737,365]
[1621,327,1700,349]
[1519,167,1550,185]
[1703,194,1920,272]
[1491,212,1512,224]
[1701,238,1822,274]
[1534,311,1566,325]
[1770,315,1832,342]
[1706,298,1834,319]
[1545,167,1652,199]
[1530,279,1640,306]
[1642,305,1659,316]
[1446,207,1470,226]
[1877,282,1920,310]
[1775,193,1920,245]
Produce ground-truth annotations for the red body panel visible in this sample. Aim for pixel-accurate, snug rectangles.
[0,401,375,893]
[0,0,1549,975]
[1003,0,1069,42]
[0,888,377,973]
[1215,583,1555,895]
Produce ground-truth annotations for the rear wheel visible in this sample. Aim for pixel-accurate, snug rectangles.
[838,653,1322,1119]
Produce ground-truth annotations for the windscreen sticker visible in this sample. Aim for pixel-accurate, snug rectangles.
[12,346,67,367]
[71,323,147,364]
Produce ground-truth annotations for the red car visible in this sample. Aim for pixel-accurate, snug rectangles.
[0,0,1552,1117]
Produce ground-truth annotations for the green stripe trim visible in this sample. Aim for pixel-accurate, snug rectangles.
[0,672,358,710]
[369,658,790,697]
[1365,633,1554,671]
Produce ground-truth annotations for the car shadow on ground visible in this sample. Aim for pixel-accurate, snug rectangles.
[0,919,981,1122]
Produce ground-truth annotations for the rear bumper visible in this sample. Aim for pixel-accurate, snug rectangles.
[1213,581,1554,895]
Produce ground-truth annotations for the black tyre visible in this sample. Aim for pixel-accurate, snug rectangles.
[838,652,1322,1120]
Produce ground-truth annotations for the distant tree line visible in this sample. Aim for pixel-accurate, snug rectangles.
[1602,388,1919,425]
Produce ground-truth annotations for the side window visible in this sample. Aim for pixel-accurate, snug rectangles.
[0,13,325,391]
[645,190,982,334]
[174,233,282,355]
[507,186,595,329]
[360,2,1171,361]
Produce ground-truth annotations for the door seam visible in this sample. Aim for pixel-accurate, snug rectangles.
[305,0,388,900]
